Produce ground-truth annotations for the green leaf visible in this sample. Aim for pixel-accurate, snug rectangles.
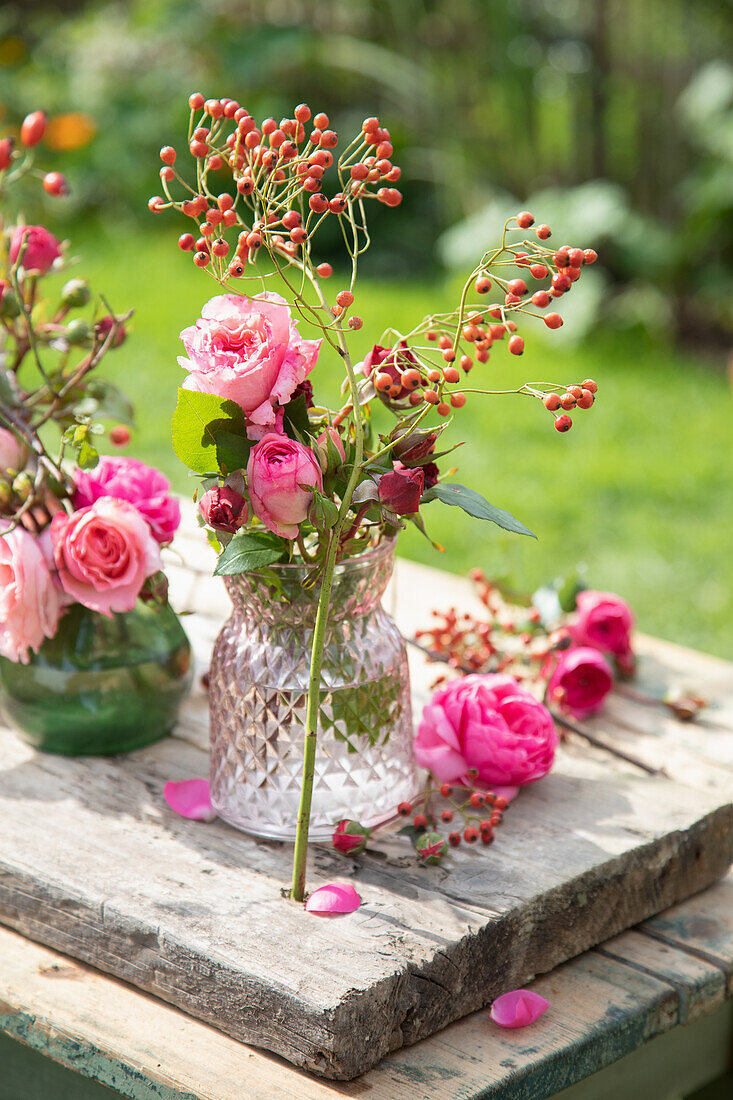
[214,531,285,576]
[421,482,536,538]
[282,393,312,440]
[171,389,248,475]
[77,439,99,469]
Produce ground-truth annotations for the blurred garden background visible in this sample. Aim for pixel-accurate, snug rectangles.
[1,0,732,656]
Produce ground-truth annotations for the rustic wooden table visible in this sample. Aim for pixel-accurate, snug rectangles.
[1,517,731,1098]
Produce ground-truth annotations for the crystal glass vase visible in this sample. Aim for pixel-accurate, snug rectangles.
[0,600,193,755]
[208,538,417,841]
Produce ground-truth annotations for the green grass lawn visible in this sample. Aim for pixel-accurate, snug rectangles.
[63,223,732,658]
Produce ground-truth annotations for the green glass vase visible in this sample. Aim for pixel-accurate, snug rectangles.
[0,599,193,755]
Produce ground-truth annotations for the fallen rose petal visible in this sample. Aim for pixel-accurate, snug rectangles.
[490,989,549,1028]
[304,883,361,914]
[164,778,217,822]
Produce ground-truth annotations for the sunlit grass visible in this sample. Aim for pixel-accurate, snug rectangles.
[65,224,732,657]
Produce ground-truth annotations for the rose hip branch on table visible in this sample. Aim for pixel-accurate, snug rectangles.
[151,92,601,902]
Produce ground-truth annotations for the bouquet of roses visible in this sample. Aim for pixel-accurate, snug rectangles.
[0,110,180,666]
[153,92,598,898]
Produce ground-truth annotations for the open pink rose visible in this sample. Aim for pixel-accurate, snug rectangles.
[247,433,323,539]
[9,225,62,275]
[415,674,558,794]
[48,497,161,616]
[73,457,180,545]
[547,646,614,719]
[572,590,634,661]
[0,522,61,663]
[0,427,26,473]
[178,293,321,428]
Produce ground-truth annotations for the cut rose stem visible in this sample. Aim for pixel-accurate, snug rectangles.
[290,267,366,904]
[407,637,665,778]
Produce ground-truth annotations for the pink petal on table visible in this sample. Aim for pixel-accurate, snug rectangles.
[305,883,361,915]
[163,778,217,822]
[490,989,549,1028]
[493,785,520,803]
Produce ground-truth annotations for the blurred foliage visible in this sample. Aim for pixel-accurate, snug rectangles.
[0,0,731,344]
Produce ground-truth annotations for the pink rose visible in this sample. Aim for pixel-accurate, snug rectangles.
[178,293,321,428]
[9,225,62,275]
[0,522,61,663]
[48,497,161,616]
[572,590,634,661]
[547,647,614,719]
[73,457,180,545]
[198,485,248,533]
[415,674,558,793]
[378,463,424,515]
[247,433,323,540]
[0,427,26,473]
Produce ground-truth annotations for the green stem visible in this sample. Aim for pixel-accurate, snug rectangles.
[290,276,365,902]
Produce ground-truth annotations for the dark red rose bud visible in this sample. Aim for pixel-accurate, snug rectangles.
[391,428,439,463]
[199,486,248,533]
[363,341,417,403]
[332,819,370,855]
[416,831,448,864]
[378,463,424,515]
[96,314,126,348]
[421,461,440,489]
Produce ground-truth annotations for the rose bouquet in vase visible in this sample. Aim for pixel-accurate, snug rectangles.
[154,93,597,899]
[0,111,191,755]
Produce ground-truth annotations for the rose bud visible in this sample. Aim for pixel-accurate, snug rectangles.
[422,461,440,489]
[61,278,91,308]
[315,425,345,472]
[332,819,370,855]
[247,434,323,539]
[378,462,424,515]
[547,647,614,720]
[96,314,127,348]
[9,225,62,276]
[391,428,439,463]
[572,590,635,664]
[0,280,20,319]
[416,831,448,865]
[199,485,248,533]
[0,427,27,475]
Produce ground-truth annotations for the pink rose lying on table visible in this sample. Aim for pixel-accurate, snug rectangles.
[47,497,161,616]
[415,674,558,799]
[547,646,614,720]
[9,225,62,275]
[73,457,180,545]
[572,590,634,663]
[0,522,61,663]
[178,292,321,428]
[247,433,323,540]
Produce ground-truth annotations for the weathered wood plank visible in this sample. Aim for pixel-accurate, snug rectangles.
[0,523,731,1080]
[1,897,731,1100]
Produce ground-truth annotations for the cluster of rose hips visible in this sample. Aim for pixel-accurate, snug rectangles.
[149,93,401,298]
[416,569,571,688]
[368,212,599,430]
[0,110,68,196]
[397,774,510,860]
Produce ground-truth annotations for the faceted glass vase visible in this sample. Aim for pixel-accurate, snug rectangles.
[0,600,193,755]
[208,538,418,841]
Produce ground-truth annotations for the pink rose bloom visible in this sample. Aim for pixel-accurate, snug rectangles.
[178,293,321,428]
[415,674,558,796]
[198,485,248,533]
[0,522,61,663]
[73,457,180,545]
[547,646,614,719]
[9,225,62,275]
[0,427,26,472]
[573,590,634,661]
[247,433,323,540]
[48,497,161,616]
